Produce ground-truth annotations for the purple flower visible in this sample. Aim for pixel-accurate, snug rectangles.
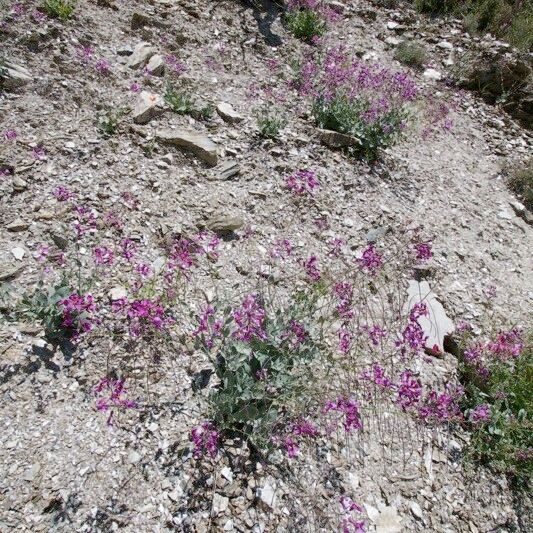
[328,238,344,257]
[136,263,152,279]
[52,186,76,201]
[357,244,382,276]
[93,246,114,265]
[338,326,351,354]
[284,436,300,458]
[292,419,319,437]
[164,54,186,75]
[283,320,308,348]
[415,241,432,262]
[34,244,50,263]
[396,370,422,410]
[95,59,111,76]
[191,422,220,458]
[121,238,137,261]
[324,397,362,432]
[303,255,321,282]
[193,305,222,348]
[470,403,491,424]
[4,129,17,141]
[270,238,293,260]
[418,385,463,422]
[334,282,354,319]
[31,145,46,160]
[130,82,141,93]
[233,294,266,342]
[94,377,137,425]
[285,169,320,196]
[60,293,97,335]
[487,328,523,360]
[360,363,393,389]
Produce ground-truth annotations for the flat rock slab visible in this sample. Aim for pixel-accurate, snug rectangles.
[405,280,454,354]
[216,102,244,123]
[318,128,361,149]
[156,129,218,166]
[3,61,32,90]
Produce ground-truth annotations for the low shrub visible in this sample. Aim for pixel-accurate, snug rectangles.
[285,8,327,43]
[257,111,286,138]
[43,0,75,20]
[195,292,322,450]
[458,328,532,489]
[164,85,194,115]
[394,40,428,69]
[504,158,533,210]
[98,108,124,137]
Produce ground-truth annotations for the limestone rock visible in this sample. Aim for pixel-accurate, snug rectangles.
[216,102,244,123]
[132,91,165,124]
[218,160,240,180]
[2,61,32,90]
[157,129,218,166]
[206,214,244,233]
[405,280,454,354]
[423,68,443,81]
[127,42,156,69]
[318,129,361,149]
[146,54,165,76]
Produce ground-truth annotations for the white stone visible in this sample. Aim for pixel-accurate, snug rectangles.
[11,247,25,260]
[146,54,165,76]
[423,68,443,81]
[216,102,244,123]
[127,42,156,69]
[132,91,165,124]
[405,280,455,353]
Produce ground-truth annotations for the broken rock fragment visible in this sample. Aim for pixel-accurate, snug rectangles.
[156,129,218,166]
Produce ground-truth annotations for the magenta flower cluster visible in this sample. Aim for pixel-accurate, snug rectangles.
[357,244,383,276]
[191,422,220,458]
[232,294,266,342]
[94,377,137,426]
[193,305,223,348]
[60,293,97,334]
[285,169,320,196]
[325,397,362,432]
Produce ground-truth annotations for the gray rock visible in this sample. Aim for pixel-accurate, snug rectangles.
[423,68,443,81]
[2,61,32,90]
[132,91,165,124]
[206,214,244,233]
[218,160,240,180]
[146,54,165,76]
[117,45,133,56]
[211,493,229,516]
[318,129,361,149]
[216,102,244,123]
[6,218,29,232]
[258,479,277,509]
[410,501,424,520]
[0,263,24,281]
[12,177,28,192]
[157,129,218,166]
[127,42,156,69]
[437,41,453,50]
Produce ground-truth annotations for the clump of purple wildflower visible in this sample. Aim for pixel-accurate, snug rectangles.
[93,246,114,266]
[487,328,523,360]
[334,282,354,319]
[193,305,222,349]
[357,244,383,276]
[285,169,320,196]
[270,238,293,260]
[470,403,491,424]
[338,326,351,354]
[3,129,17,141]
[52,185,76,202]
[303,255,321,282]
[233,294,266,342]
[324,397,362,433]
[94,377,137,426]
[396,370,422,410]
[60,293,97,335]
[94,58,111,76]
[191,422,220,458]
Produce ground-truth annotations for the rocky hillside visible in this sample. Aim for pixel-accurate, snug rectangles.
[0,1,532,532]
